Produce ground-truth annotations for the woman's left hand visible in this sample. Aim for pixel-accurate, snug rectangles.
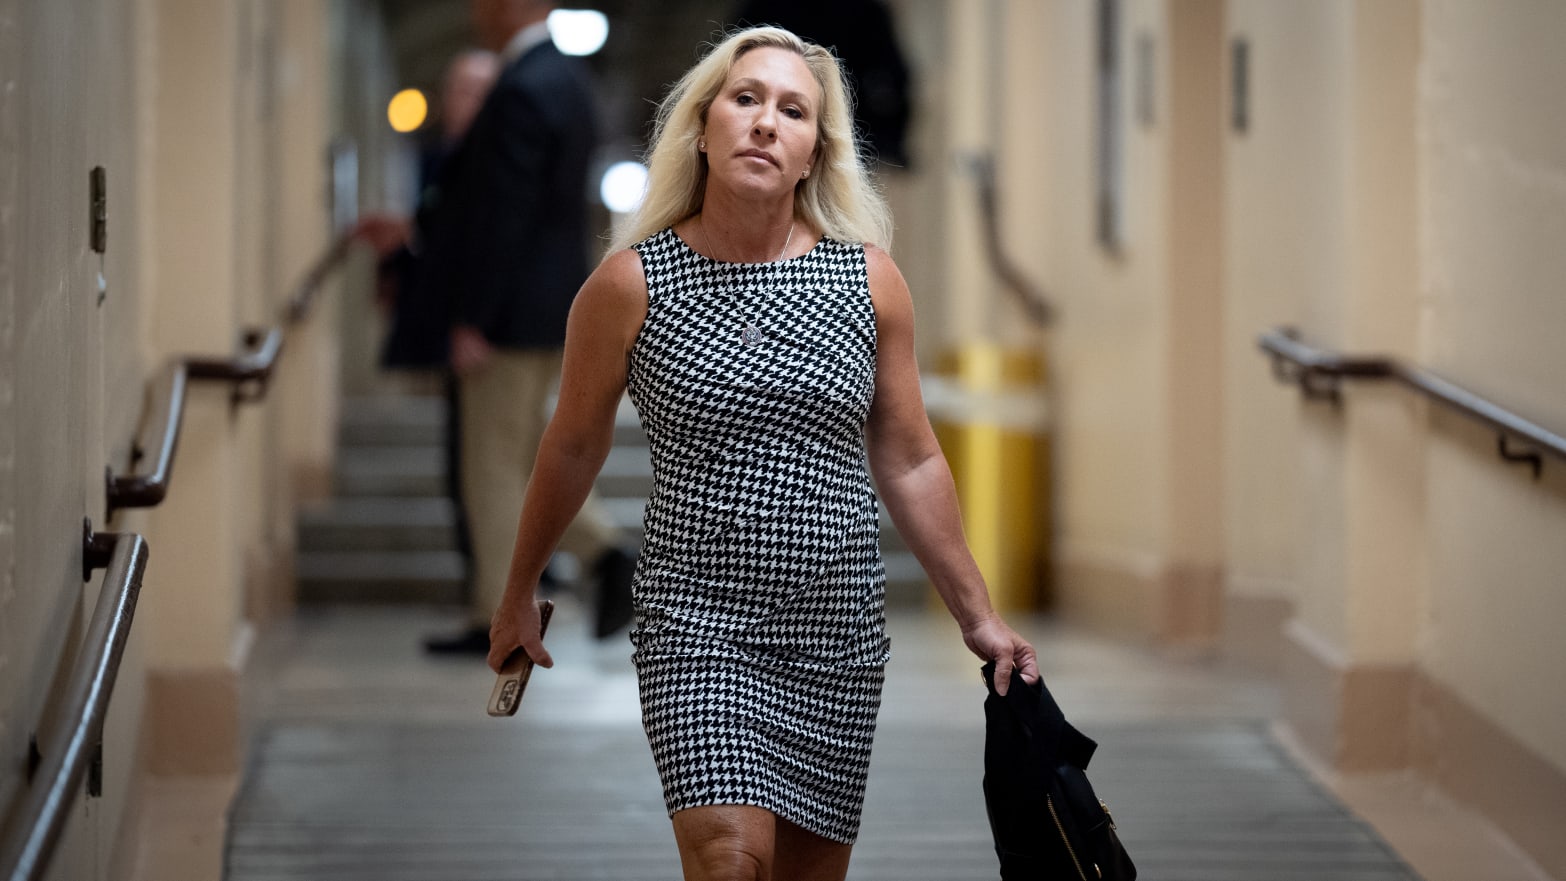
[961,615,1039,696]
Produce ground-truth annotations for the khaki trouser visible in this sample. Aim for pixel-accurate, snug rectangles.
[460,348,618,626]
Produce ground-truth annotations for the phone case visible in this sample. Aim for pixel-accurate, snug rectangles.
[485,599,555,717]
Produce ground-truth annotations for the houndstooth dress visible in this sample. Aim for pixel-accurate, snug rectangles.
[627,227,892,844]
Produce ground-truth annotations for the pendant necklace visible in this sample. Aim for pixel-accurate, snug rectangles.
[698,215,794,348]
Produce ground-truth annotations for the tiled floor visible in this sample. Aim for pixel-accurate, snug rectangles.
[222,599,1541,880]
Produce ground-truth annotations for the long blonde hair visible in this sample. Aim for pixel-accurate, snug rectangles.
[607,26,892,254]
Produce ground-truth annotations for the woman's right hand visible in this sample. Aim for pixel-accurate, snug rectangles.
[488,594,554,673]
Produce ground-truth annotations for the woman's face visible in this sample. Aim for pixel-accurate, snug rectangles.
[701,47,821,202]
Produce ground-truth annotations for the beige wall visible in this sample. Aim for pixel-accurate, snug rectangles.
[1019,0,1170,634]
[921,2,1564,867]
[988,0,1237,640]
[1216,0,1566,872]
[0,0,342,878]
[1226,0,1356,651]
[0,0,150,874]
[1419,0,1566,776]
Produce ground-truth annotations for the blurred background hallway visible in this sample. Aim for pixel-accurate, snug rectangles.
[3,1,1565,879]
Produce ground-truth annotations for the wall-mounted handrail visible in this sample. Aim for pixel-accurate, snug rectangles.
[964,151,1055,327]
[187,325,285,404]
[185,325,284,383]
[3,235,357,881]
[104,360,188,517]
[1259,326,1566,479]
[0,525,148,881]
[103,328,281,517]
[286,232,354,325]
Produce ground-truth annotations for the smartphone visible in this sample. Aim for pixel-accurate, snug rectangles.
[485,599,555,717]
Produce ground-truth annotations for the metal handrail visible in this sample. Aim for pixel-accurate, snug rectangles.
[187,325,285,404]
[105,359,188,516]
[286,232,354,325]
[1259,326,1566,479]
[966,152,1055,327]
[0,525,149,881]
[3,236,357,881]
[103,328,282,517]
[186,325,284,383]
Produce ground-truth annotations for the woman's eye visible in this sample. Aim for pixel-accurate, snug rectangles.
[736,93,756,105]
[784,107,804,120]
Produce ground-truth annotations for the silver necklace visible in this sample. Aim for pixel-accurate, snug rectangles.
[697,215,795,347]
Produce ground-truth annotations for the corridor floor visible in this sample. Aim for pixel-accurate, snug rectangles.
[228,599,1422,881]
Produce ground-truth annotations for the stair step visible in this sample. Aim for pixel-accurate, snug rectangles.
[336,446,446,497]
[340,396,446,447]
[610,398,648,446]
[883,551,930,608]
[298,498,458,552]
[338,394,648,448]
[296,550,466,604]
[600,497,647,540]
[307,394,930,609]
[877,505,912,554]
[596,446,654,499]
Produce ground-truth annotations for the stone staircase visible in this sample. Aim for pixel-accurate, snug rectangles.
[296,395,467,604]
[296,394,929,606]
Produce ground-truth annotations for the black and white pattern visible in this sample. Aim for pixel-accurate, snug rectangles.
[628,228,892,844]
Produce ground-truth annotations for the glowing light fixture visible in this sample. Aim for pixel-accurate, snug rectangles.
[600,160,648,214]
[387,88,428,133]
[548,9,609,56]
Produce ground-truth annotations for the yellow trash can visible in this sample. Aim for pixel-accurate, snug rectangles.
[925,342,1052,613]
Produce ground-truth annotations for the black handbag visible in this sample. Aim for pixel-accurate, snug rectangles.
[981,662,1136,880]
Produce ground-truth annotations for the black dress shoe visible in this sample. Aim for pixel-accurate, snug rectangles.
[423,626,491,655]
[593,547,636,639]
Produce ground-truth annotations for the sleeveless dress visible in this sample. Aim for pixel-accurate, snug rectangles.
[627,228,892,844]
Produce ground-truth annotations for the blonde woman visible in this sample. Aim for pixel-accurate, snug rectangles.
[487,26,1038,880]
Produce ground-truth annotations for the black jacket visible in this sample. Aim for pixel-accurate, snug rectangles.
[419,40,599,349]
[982,663,1135,880]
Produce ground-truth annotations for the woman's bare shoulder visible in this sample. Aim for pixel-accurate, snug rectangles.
[589,247,649,300]
[570,248,649,345]
[862,244,911,312]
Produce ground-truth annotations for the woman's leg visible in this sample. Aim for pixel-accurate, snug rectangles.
[671,805,776,881]
[771,815,854,881]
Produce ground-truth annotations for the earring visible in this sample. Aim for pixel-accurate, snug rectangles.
[698,139,706,151]
[801,169,810,178]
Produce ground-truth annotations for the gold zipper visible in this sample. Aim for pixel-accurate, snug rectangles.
[1045,793,1090,881]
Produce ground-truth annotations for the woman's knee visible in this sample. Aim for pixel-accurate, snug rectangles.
[672,806,774,881]
[684,837,768,881]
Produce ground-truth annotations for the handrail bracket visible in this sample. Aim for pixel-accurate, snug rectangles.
[82,518,117,581]
[1497,434,1544,481]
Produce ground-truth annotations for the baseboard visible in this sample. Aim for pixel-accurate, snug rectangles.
[1158,563,1223,647]
[1280,621,1566,877]
[244,543,296,626]
[290,459,333,506]
[120,775,239,881]
[1053,543,1161,640]
[1221,592,1292,673]
[145,668,242,776]
[1414,676,1566,880]
[1280,620,1414,771]
[1053,543,1223,646]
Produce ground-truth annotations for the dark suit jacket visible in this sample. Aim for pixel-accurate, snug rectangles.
[382,142,458,369]
[982,663,1137,880]
[420,40,599,350]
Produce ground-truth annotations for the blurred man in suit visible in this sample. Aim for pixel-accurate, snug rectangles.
[358,50,501,602]
[421,0,632,654]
